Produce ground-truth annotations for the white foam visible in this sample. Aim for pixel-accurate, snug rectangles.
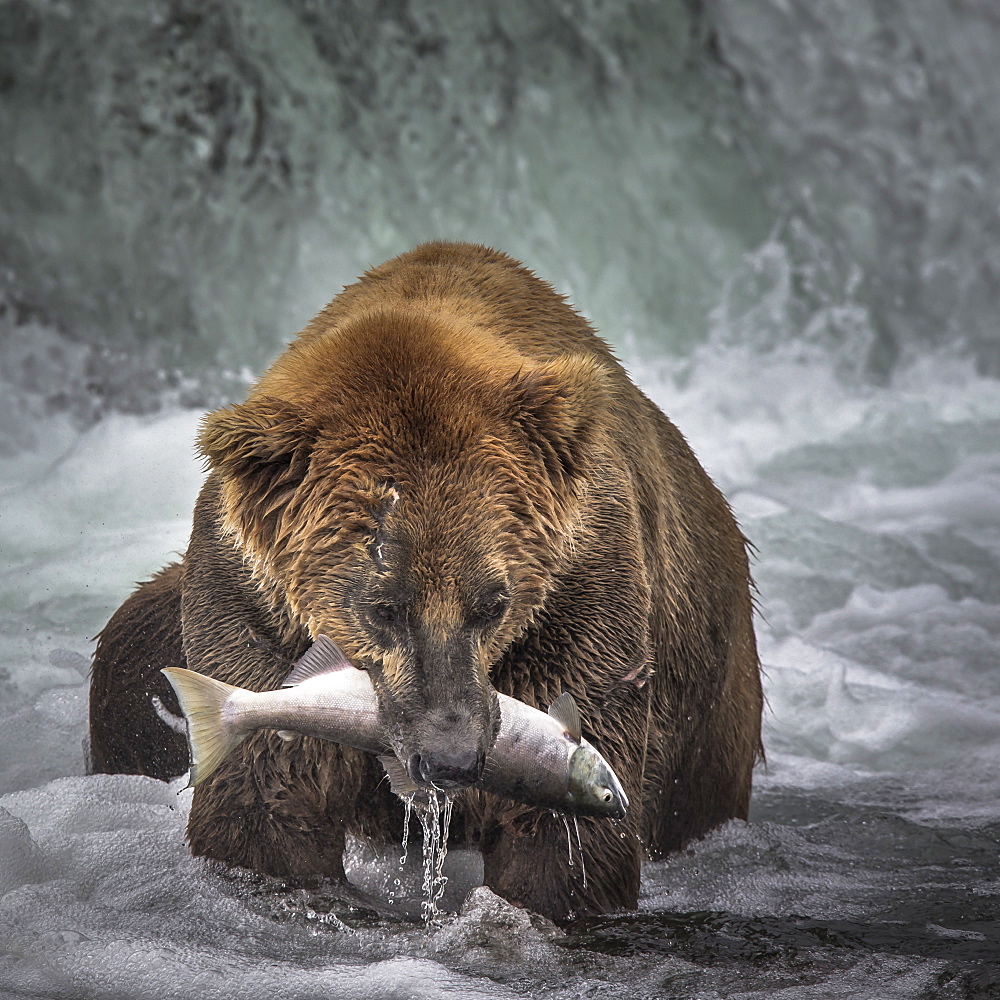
[0,683,88,793]
[0,409,204,717]
[0,408,203,607]
[0,334,997,995]
[0,807,45,894]
[0,775,535,1000]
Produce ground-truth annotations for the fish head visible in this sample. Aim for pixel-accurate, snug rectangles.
[566,741,630,819]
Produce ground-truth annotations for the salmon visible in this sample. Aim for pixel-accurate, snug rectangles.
[162,636,628,819]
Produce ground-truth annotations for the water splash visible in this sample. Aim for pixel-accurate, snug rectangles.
[302,907,352,934]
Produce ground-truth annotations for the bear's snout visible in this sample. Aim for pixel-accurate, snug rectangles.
[409,747,484,789]
[403,700,492,789]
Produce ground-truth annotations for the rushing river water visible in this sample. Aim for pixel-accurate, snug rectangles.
[2,1,999,997]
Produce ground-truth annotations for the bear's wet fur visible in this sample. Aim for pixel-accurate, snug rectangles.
[89,242,763,921]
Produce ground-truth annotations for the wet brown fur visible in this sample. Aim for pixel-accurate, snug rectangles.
[89,242,763,921]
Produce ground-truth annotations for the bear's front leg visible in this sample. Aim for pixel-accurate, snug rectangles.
[480,807,641,922]
[186,734,388,881]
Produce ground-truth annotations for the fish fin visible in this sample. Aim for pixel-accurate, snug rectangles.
[161,667,246,786]
[283,635,356,687]
[377,755,422,798]
[276,730,298,742]
[547,692,582,743]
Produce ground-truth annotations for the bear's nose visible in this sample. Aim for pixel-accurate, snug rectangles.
[409,749,483,789]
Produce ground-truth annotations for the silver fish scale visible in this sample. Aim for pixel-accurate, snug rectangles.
[485,696,574,806]
[228,670,385,751]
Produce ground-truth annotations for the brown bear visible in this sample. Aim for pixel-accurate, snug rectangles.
[89,241,763,921]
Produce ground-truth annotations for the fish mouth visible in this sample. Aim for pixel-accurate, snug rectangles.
[611,781,630,819]
[609,790,629,820]
[568,743,631,818]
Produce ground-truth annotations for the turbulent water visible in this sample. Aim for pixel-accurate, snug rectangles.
[2,1,999,997]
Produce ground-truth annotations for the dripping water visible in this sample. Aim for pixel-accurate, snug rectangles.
[573,815,588,889]
[561,814,573,867]
[399,793,413,866]
[417,791,454,924]
[387,792,416,907]
[557,813,589,890]
[390,790,455,923]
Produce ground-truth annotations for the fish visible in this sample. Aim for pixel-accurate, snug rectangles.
[161,635,629,819]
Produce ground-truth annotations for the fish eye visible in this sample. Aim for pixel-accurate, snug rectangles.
[602,789,613,803]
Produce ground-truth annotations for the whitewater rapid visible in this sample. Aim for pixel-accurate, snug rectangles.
[3,0,1000,995]
[2,345,997,998]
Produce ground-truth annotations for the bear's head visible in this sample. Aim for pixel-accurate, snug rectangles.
[198,309,612,790]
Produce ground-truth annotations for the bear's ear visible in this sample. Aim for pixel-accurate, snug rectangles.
[507,354,613,482]
[198,396,316,477]
[198,397,318,547]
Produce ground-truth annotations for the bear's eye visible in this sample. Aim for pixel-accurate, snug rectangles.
[371,602,403,625]
[474,596,508,625]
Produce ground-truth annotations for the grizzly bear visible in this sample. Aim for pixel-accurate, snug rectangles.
[89,242,763,921]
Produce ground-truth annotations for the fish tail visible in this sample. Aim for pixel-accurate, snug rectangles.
[161,667,247,787]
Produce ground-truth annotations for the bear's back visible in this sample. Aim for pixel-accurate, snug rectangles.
[295,242,618,366]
